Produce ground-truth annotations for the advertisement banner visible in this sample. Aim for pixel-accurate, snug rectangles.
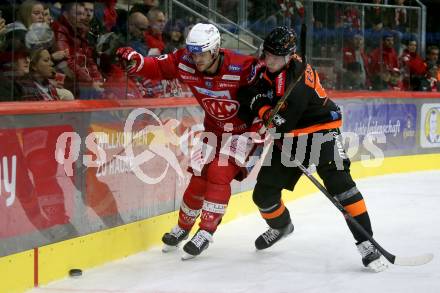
[85,110,181,224]
[342,102,417,154]
[420,103,440,148]
[0,125,76,239]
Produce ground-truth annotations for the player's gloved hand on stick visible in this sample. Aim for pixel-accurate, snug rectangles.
[259,101,287,128]
[115,47,144,74]
[249,119,268,143]
[260,106,274,128]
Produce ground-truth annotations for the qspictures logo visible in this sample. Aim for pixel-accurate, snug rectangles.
[420,104,440,148]
[53,108,388,186]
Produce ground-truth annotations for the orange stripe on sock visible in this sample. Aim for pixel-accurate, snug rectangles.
[260,202,286,219]
[344,199,367,217]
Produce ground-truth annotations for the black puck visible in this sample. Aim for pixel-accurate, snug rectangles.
[69,269,82,277]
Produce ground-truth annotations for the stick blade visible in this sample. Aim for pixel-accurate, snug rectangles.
[393,253,434,266]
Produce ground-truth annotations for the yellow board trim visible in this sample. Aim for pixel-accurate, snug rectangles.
[2,153,440,292]
[0,250,34,293]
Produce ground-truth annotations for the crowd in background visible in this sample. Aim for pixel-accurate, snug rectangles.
[0,0,438,102]
[310,0,440,91]
[0,0,192,102]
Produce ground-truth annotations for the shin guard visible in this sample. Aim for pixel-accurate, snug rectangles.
[178,176,206,230]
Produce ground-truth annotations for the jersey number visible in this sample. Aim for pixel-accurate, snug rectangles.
[304,65,326,99]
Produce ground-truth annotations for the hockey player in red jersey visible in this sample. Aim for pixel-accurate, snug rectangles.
[116,23,263,259]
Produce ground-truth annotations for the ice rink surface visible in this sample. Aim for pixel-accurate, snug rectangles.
[30,170,440,293]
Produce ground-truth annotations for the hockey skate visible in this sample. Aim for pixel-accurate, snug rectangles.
[255,222,294,250]
[162,225,190,252]
[357,240,388,272]
[181,229,213,260]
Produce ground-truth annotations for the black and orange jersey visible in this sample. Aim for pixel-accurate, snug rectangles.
[238,57,342,136]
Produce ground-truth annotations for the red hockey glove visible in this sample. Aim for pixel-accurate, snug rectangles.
[116,47,144,74]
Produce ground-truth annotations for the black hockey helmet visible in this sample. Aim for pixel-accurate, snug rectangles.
[263,26,297,56]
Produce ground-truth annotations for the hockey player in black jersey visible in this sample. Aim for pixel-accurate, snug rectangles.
[238,26,388,272]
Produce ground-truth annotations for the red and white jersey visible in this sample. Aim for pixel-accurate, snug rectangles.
[138,48,261,135]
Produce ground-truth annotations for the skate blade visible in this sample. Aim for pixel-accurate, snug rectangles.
[162,244,178,253]
[181,252,196,260]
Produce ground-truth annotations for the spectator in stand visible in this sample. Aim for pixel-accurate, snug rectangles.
[7,1,69,74]
[43,3,53,25]
[46,2,62,22]
[418,62,439,92]
[21,48,74,101]
[83,2,94,26]
[25,22,68,64]
[145,7,166,55]
[366,0,387,30]
[426,45,439,66]
[94,0,118,32]
[2,0,43,47]
[83,2,97,45]
[247,1,279,37]
[426,46,440,82]
[392,0,409,34]
[0,21,30,102]
[342,34,369,88]
[391,0,411,51]
[342,62,365,90]
[84,1,107,48]
[364,0,392,51]
[17,0,44,29]
[399,39,426,90]
[52,1,103,99]
[336,5,361,35]
[163,19,185,53]
[291,0,305,37]
[0,48,30,101]
[98,32,146,99]
[1,22,28,52]
[128,12,150,56]
[389,67,403,90]
[218,0,239,24]
[277,0,295,28]
[369,33,399,84]
[130,0,160,17]
[371,67,403,90]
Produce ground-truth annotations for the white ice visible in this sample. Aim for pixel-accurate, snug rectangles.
[29,170,440,293]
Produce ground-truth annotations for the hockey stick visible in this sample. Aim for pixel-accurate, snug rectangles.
[273,139,434,266]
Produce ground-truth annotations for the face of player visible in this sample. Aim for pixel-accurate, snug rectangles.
[191,51,216,72]
[264,51,288,73]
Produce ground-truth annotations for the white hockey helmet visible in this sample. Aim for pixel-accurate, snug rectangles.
[186,23,221,55]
